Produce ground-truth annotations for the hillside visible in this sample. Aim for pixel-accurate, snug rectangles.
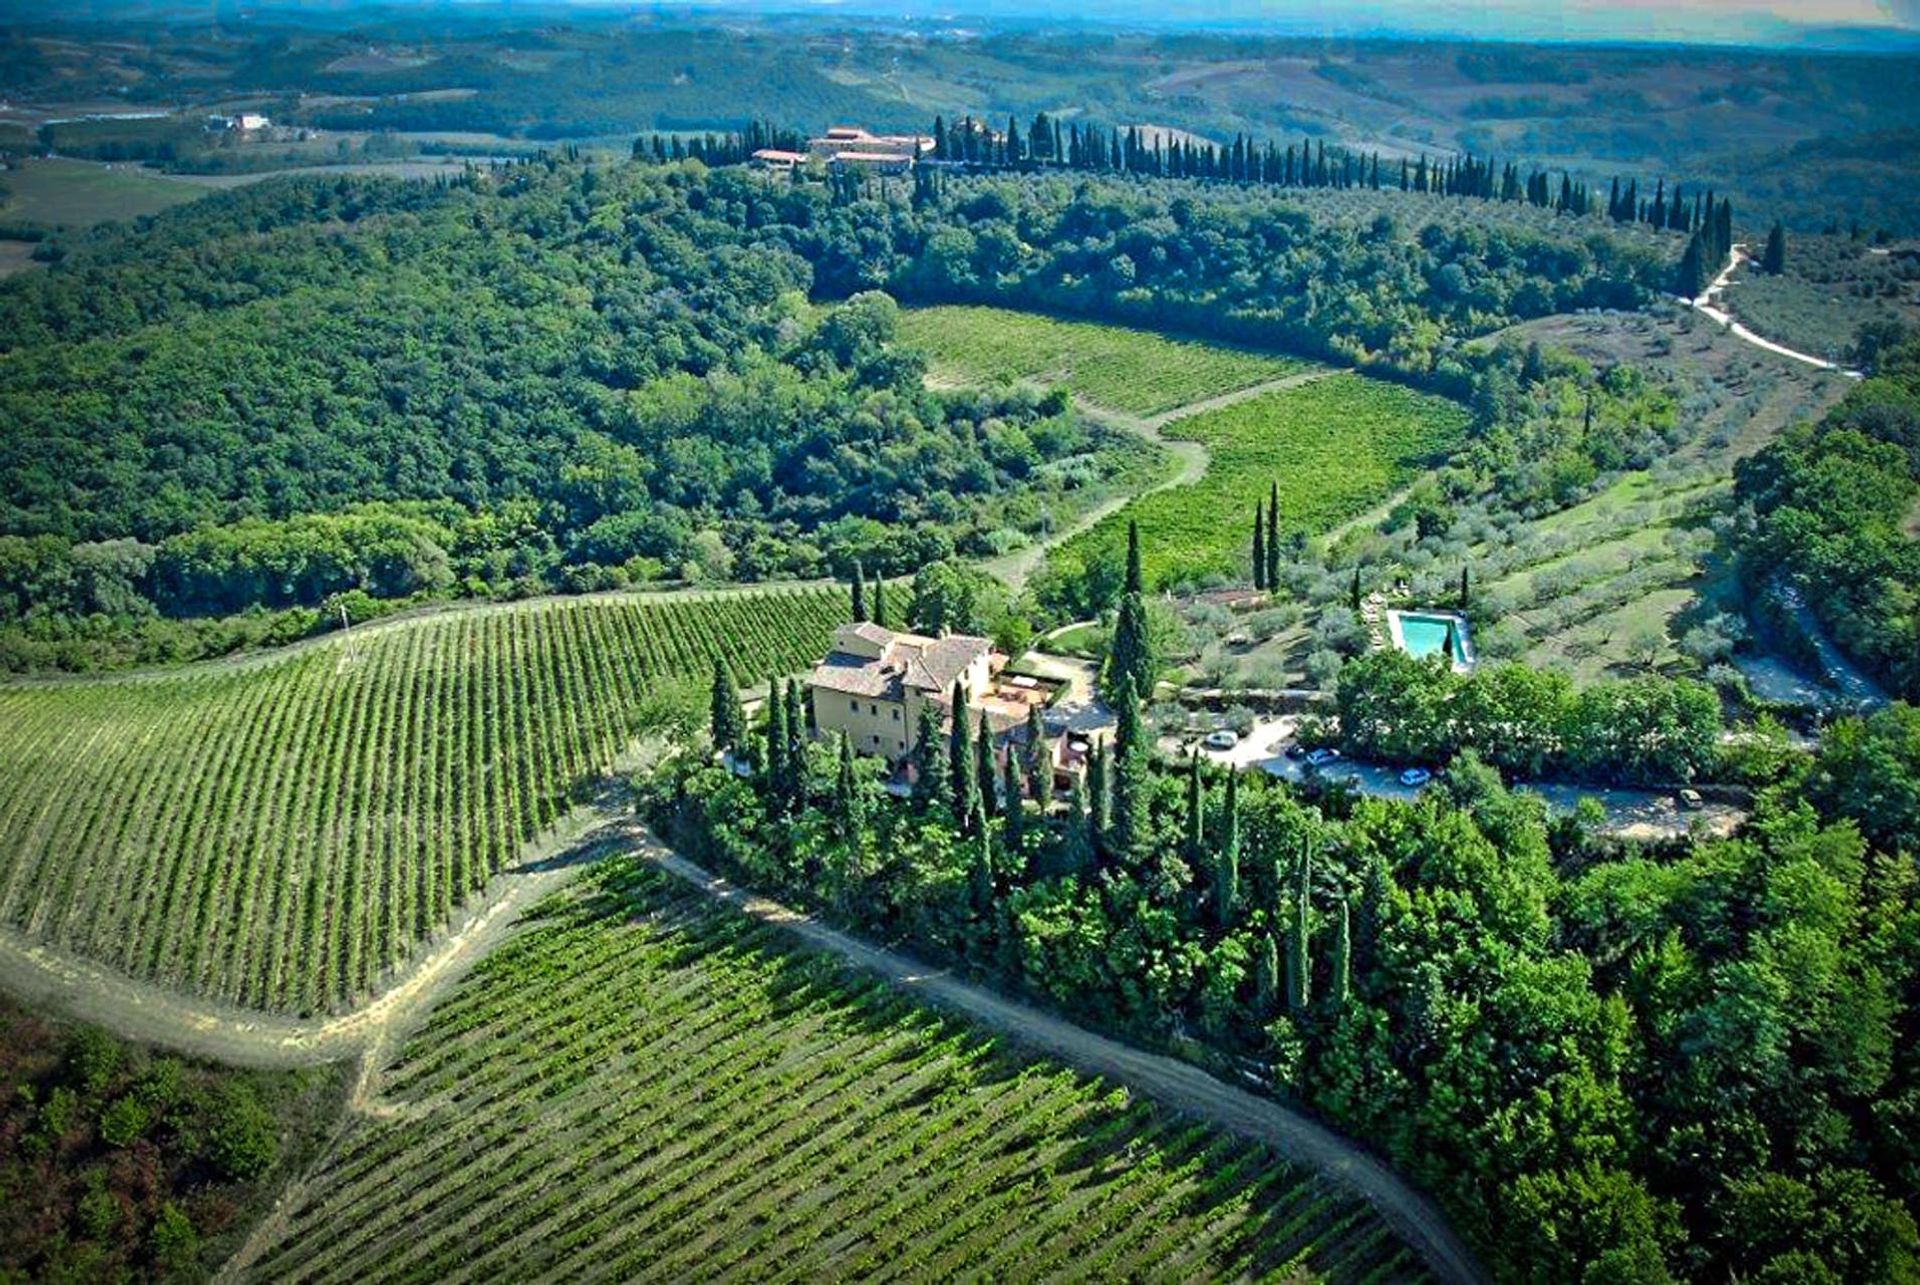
[0,587,847,1013]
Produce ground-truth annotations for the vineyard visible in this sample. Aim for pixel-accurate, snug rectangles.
[899,306,1308,416]
[0,588,847,1015]
[1054,374,1470,589]
[247,859,1426,1283]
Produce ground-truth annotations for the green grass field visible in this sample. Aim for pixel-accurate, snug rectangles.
[0,159,208,228]
[1056,374,1470,590]
[0,588,847,1015]
[899,306,1308,417]
[247,858,1424,1283]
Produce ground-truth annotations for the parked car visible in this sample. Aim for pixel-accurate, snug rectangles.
[1284,743,1307,760]
[1203,729,1239,750]
[1677,788,1705,811]
[1304,747,1342,768]
[1398,767,1432,787]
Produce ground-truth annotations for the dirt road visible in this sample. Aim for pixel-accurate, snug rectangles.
[638,833,1488,1285]
[0,815,626,1070]
[979,369,1339,589]
[1684,247,1862,378]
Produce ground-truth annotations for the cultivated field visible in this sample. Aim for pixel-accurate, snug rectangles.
[1057,373,1470,589]
[245,858,1426,1283]
[900,306,1308,416]
[0,158,208,228]
[0,588,847,1015]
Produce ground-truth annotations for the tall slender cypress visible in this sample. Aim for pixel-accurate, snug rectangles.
[833,733,862,839]
[1025,705,1052,813]
[765,675,788,805]
[1087,739,1109,858]
[871,576,888,628]
[1329,894,1351,1011]
[912,702,946,812]
[1184,751,1205,870]
[1109,676,1148,869]
[949,681,974,830]
[1255,933,1280,1016]
[709,658,745,754]
[1216,769,1240,930]
[975,717,997,819]
[1287,839,1312,1014]
[970,799,994,914]
[1265,484,1281,588]
[851,561,867,622]
[1002,750,1025,853]
[1252,504,1266,590]
[785,679,807,802]
[1124,519,1144,595]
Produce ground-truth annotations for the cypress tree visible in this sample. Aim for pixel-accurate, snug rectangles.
[1255,932,1280,1016]
[1183,751,1205,870]
[1265,484,1281,588]
[1459,566,1470,609]
[1287,840,1311,1014]
[1329,894,1351,1011]
[1763,220,1786,275]
[1216,769,1240,930]
[912,702,947,812]
[949,681,974,830]
[765,676,788,805]
[970,799,994,914]
[833,733,863,839]
[851,561,867,622]
[871,576,888,628]
[1109,676,1149,870]
[709,658,745,754]
[1124,519,1144,595]
[1025,705,1052,813]
[785,679,808,800]
[1002,750,1025,852]
[975,716,997,819]
[1088,739,1109,857]
[1252,504,1266,589]
[1676,231,1709,300]
[1350,567,1362,613]
[1050,770,1090,875]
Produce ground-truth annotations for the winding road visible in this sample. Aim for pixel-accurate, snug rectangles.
[979,368,1339,589]
[638,833,1487,1285]
[1683,246,1863,378]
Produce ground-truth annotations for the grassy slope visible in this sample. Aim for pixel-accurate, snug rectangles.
[0,587,847,1015]
[899,305,1307,417]
[247,858,1424,1283]
[0,159,207,229]
[1059,374,1470,590]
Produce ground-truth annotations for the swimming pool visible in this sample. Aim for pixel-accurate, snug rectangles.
[1386,610,1474,668]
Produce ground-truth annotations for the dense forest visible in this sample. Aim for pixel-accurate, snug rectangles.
[0,155,1677,670]
[1733,339,1920,702]
[651,643,1920,1284]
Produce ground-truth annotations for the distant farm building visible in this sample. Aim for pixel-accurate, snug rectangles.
[750,148,808,172]
[806,126,934,173]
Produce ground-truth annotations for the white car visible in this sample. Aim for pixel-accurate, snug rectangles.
[1203,729,1239,750]
[1304,747,1342,768]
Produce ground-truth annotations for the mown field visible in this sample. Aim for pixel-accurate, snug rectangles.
[1056,374,1471,590]
[247,859,1425,1283]
[0,587,847,1015]
[899,305,1309,417]
[0,158,208,228]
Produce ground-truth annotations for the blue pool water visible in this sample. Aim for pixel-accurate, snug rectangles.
[1399,614,1460,660]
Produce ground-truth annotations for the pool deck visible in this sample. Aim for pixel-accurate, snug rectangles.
[1385,608,1475,672]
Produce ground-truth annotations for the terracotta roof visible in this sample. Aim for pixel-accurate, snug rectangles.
[809,625,989,703]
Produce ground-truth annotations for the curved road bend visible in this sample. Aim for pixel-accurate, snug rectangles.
[638,831,1489,1285]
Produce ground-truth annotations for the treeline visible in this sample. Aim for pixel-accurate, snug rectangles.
[0,157,1671,668]
[919,110,1746,240]
[654,658,1920,1283]
[1335,647,1725,786]
[1733,338,1920,701]
[630,120,804,166]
